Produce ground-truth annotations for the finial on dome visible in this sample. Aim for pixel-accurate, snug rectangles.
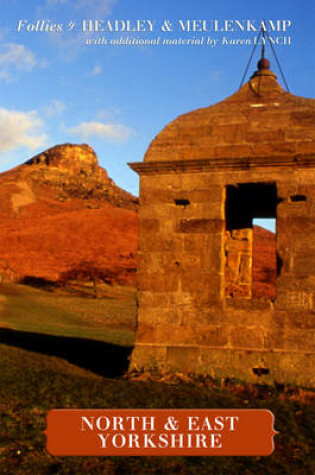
[251,28,276,79]
[251,55,276,79]
[257,57,270,70]
[239,24,289,91]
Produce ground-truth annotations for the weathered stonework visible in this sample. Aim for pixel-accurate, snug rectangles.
[129,62,315,387]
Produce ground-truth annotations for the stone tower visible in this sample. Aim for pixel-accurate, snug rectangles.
[129,59,315,387]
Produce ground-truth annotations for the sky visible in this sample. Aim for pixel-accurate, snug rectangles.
[0,0,314,220]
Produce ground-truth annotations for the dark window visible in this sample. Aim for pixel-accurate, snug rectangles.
[290,194,306,202]
[174,199,190,206]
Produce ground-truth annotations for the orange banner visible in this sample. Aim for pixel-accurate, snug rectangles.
[45,409,278,456]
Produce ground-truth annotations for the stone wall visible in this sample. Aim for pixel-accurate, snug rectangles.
[130,162,315,387]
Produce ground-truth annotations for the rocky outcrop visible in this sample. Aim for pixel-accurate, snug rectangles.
[24,144,138,211]
[0,144,138,285]
[26,143,98,172]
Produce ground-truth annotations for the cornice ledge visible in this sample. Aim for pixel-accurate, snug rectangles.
[129,154,315,174]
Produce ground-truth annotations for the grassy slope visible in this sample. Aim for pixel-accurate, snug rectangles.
[0,284,315,474]
[0,284,136,346]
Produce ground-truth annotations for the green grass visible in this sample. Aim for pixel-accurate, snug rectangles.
[0,283,315,474]
[0,283,136,346]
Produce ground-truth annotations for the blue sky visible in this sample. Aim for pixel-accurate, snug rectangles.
[0,0,314,205]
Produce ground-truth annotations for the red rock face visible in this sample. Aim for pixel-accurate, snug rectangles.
[0,144,138,286]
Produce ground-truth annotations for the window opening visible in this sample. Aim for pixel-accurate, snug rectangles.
[225,183,277,300]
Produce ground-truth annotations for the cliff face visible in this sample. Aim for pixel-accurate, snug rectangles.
[26,143,99,172]
[0,144,138,285]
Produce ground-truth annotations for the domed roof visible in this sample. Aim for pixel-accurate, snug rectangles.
[145,62,315,163]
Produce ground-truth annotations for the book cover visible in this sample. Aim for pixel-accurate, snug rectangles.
[0,0,314,473]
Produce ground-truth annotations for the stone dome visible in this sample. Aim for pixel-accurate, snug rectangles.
[144,64,315,163]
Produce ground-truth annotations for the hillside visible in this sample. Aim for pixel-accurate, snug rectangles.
[253,226,277,299]
[0,144,138,286]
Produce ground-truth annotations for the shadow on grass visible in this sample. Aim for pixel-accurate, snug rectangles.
[0,328,133,378]
[19,275,61,291]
